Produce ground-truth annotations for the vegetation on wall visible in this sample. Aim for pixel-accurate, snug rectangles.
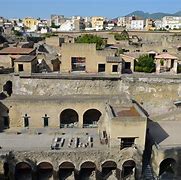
[114,30,129,41]
[135,54,155,73]
[75,34,106,50]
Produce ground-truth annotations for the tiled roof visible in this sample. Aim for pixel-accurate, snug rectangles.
[155,53,178,59]
[0,47,35,55]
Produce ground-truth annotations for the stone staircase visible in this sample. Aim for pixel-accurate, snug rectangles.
[143,164,156,180]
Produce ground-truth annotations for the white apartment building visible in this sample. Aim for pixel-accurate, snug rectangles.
[154,19,163,29]
[130,20,144,30]
[162,16,181,29]
[117,16,136,29]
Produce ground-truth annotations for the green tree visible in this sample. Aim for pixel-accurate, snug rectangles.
[135,54,155,73]
[114,30,129,41]
[75,34,106,50]
[51,22,60,29]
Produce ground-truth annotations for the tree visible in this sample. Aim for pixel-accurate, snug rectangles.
[51,22,60,29]
[114,30,129,41]
[75,34,106,50]
[135,54,155,73]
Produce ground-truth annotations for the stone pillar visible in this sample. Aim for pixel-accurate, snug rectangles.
[156,59,160,74]
[78,112,83,128]
[53,170,59,180]
[173,60,178,74]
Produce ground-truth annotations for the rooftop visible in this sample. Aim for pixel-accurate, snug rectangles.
[14,55,36,62]
[0,47,35,55]
[117,106,140,117]
[155,53,178,59]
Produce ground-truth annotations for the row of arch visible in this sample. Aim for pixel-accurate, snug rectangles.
[60,108,102,127]
[12,160,136,180]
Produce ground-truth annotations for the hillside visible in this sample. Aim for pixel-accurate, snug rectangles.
[125,11,181,19]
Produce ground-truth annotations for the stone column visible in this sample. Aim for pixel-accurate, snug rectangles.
[78,112,83,128]
[173,60,178,74]
[156,59,160,74]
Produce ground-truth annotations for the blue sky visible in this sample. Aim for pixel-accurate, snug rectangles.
[0,0,181,19]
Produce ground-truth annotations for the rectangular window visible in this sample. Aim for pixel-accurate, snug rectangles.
[98,64,105,72]
[71,57,86,71]
[18,64,24,72]
[24,114,29,127]
[112,65,118,72]
[120,138,135,150]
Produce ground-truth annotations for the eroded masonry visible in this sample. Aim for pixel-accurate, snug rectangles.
[0,75,181,180]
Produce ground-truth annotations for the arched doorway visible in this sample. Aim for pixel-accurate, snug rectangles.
[15,162,32,180]
[122,160,136,179]
[79,161,96,180]
[83,109,102,128]
[101,161,117,179]
[159,158,176,179]
[3,81,12,96]
[59,162,75,180]
[37,162,53,180]
[60,109,78,128]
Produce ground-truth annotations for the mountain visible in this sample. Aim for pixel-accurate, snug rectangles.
[125,11,181,19]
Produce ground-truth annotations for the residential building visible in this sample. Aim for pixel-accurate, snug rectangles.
[154,19,163,30]
[117,16,136,29]
[50,15,66,26]
[162,16,181,29]
[131,20,144,30]
[145,19,155,31]
[91,16,104,30]
[22,17,39,32]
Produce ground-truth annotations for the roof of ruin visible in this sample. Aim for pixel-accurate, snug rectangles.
[155,53,178,59]
[0,47,35,55]
[14,55,36,62]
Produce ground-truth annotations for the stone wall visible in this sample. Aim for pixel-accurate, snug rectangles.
[0,74,181,116]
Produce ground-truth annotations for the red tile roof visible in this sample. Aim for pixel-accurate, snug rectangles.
[0,47,35,55]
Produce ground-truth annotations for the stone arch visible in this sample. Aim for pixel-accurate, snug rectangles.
[37,161,53,180]
[79,161,96,180]
[101,160,117,179]
[83,109,102,127]
[121,160,136,179]
[15,162,32,180]
[60,109,78,128]
[159,158,176,177]
[59,161,75,180]
[3,80,12,96]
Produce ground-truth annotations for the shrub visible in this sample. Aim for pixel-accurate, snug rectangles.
[75,34,105,50]
[135,54,155,73]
